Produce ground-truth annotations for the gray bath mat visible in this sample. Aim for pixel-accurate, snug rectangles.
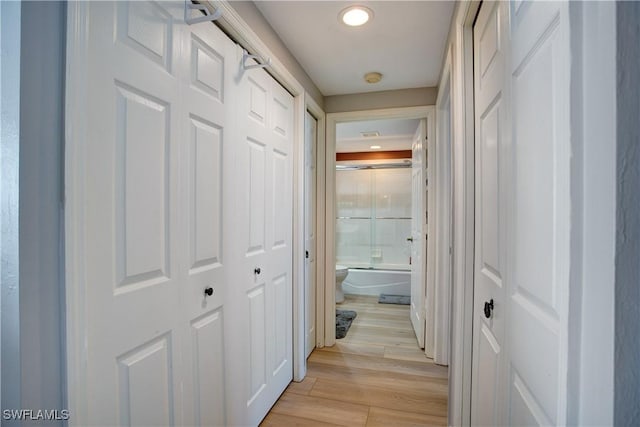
[336,309,357,339]
[378,294,410,305]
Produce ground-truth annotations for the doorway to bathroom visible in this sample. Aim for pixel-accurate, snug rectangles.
[323,106,440,359]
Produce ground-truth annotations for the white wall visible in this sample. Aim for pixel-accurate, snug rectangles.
[325,87,438,113]
[1,0,22,414]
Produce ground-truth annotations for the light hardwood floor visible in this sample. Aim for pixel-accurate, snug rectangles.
[261,295,448,426]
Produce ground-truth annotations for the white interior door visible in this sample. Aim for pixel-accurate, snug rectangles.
[77,2,236,424]
[304,111,317,358]
[178,13,237,427]
[226,52,294,426]
[410,119,427,348]
[471,1,572,425]
[471,2,509,425]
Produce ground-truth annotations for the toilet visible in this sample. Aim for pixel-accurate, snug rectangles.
[335,265,349,304]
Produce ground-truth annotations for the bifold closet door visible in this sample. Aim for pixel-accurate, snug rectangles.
[224,50,295,426]
[76,2,235,425]
[178,12,236,427]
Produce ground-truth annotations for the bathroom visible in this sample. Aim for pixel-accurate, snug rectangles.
[334,117,424,343]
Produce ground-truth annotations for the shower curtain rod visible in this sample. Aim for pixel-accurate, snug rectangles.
[336,162,412,170]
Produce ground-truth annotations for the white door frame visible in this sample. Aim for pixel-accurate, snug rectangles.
[65,4,313,420]
[304,95,327,350]
[433,45,453,366]
[324,106,434,347]
[445,1,480,425]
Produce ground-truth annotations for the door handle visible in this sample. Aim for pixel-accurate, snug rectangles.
[254,267,261,275]
[305,250,309,259]
[204,287,213,297]
[484,299,494,318]
[407,237,414,242]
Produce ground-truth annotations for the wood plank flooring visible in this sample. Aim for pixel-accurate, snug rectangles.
[261,295,448,426]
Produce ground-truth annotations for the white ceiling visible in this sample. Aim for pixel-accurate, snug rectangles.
[255,1,455,96]
[336,118,419,152]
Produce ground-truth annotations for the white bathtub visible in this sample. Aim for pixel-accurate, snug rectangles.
[341,268,411,297]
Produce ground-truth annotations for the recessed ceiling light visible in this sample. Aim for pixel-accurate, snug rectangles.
[339,6,373,27]
[370,145,382,149]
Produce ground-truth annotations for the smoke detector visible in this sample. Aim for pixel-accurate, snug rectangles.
[364,72,383,84]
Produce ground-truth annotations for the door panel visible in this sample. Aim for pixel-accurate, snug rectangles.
[180,16,235,427]
[81,3,238,425]
[190,310,225,427]
[410,120,426,348]
[471,2,508,425]
[471,1,572,425]
[117,334,175,426]
[508,2,570,425]
[84,3,184,424]
[227,50,294,426]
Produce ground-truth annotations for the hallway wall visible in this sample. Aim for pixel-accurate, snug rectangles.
[615,2,640,424]
[18,1,66,421]
[324,87,438,113]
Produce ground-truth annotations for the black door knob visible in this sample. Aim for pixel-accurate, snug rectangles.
[484,299,494,318]
[305,250,309,259]
[204,287,213,297]
[254,267,261,275]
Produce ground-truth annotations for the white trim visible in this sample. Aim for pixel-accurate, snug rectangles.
[64,2,90,424]
[325,106,433,347]
[304,94,327,350]
[570,2,616,424]
[445,2,479,425]
[433,45,453,366]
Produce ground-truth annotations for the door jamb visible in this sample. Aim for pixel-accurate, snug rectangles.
[324,106,434,347]
[444,1,479,425]
[304,95,326,350]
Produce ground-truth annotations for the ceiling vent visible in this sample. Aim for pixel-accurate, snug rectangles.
[360,131,380,137]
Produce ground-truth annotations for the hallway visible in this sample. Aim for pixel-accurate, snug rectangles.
[262,295,448,426]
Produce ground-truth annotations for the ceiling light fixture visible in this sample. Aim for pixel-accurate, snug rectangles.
[370,145,382,149]
[339,5,373,27]
[364,72,383,84]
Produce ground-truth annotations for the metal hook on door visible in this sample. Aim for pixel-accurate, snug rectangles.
[185,0,222,25]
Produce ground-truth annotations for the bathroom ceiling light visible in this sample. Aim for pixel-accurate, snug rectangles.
[364,72,383,84]
[370,145,382,149]
[340,6,373,27]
